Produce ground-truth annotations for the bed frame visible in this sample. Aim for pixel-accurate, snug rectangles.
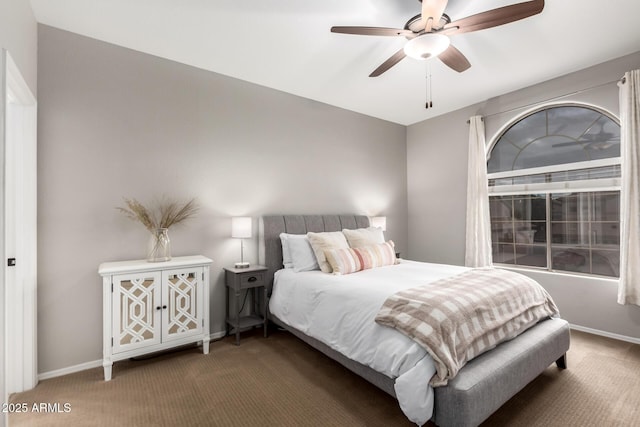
[259,215,570,427]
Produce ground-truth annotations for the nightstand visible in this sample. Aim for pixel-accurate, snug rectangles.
[224,265,268,345]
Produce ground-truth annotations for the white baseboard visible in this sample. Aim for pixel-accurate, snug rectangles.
[38,359,103,381]
[570,324,640,345]
[38,330,228,381]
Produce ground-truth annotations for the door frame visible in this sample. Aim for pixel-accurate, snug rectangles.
[1,49,38,407]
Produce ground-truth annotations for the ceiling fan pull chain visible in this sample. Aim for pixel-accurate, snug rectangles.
[425,63,429,109]
[425,62,433,109]
[429,62,433,108]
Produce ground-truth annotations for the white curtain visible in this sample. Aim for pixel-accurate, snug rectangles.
[618,69,640,306]
[465,116,492,267]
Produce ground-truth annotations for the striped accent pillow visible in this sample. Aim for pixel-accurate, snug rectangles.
[325,241,397,275]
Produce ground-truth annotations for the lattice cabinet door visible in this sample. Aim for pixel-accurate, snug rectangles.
[161,267,204,343]
[112,271,162,353]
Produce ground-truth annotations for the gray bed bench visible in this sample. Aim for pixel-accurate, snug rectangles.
[260,215,570,427]
[433,317,569,426]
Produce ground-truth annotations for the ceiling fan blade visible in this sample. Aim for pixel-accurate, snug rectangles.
[331,26,414,37]
[443,0,544,35]
[421,0,449,31]
[369,48,406,77]
[438,44,471,73]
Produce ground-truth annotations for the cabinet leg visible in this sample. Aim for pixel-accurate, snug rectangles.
[103,361,113,381]
[202,336,210,355]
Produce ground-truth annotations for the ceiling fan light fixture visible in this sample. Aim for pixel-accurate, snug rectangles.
[403,33,450,60]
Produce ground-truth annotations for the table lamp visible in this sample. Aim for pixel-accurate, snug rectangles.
[232,217,251,268]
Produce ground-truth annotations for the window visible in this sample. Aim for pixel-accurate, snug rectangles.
[487,105,620,277]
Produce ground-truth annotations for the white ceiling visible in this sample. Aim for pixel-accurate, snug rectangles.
[30,0,640,125]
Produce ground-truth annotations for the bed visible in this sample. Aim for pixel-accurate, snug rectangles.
[259,215,570,427]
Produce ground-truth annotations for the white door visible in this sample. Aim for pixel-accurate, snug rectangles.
[1,50,38,413]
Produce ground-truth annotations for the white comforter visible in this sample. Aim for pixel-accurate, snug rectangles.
[268,260,469,425]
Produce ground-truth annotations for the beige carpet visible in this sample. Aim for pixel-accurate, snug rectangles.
[483,330,640,427]
[9,329,640,426]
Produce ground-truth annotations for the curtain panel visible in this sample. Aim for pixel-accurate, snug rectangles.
[465,116,492,267]
[618,69,640,306]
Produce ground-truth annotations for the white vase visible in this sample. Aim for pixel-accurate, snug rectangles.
[147,228,171,262]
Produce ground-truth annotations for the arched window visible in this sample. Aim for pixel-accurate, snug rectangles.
[487,104,620,277]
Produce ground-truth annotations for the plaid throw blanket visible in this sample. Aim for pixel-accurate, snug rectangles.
[375,268,559,386]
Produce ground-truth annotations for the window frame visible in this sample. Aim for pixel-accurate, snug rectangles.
[486,102,621,278]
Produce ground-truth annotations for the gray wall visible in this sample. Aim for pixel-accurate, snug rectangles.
[0,0,37,94]
[37,25,408,373]
[408,51,640,339]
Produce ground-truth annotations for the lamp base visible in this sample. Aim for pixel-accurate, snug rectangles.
[234,261,250,269]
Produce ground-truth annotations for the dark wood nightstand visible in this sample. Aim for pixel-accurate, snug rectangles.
[224,265,268,345]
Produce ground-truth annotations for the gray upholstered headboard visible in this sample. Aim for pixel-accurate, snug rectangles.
[259,215,370,294]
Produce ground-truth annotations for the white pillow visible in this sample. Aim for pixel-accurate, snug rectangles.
[342,227,385,248]
[285,234,320,272]
[307,231,350,273]
[279,233,295,268]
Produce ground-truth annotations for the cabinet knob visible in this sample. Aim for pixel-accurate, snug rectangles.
[156,306,161,310]
[248,276,257,282]
[162,305,167,309]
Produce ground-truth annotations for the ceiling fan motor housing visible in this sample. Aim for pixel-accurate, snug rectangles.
[404,13,451,34]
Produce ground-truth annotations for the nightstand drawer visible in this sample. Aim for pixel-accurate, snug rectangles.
[238,272,265,289]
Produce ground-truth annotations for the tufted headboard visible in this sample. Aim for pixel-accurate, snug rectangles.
[259,215,370,294]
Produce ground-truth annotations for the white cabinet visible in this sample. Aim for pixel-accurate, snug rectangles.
[98,255,211,380]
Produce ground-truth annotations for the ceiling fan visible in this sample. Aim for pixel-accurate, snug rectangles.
[331,0,545,77]
[552,130,621,151]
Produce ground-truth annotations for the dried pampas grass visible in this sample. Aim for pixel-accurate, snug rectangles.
[117,197,199,231]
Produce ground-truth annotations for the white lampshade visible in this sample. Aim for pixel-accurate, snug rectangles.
[403,33,450,60]
[231,217,252,238]
[371,216,387,231]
